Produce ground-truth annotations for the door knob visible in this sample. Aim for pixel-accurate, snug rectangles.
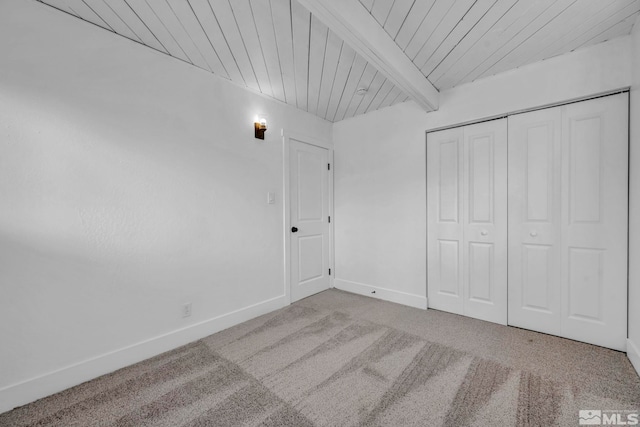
[480,230,488,236]
[530,231,538,237]
[291,226,298,233]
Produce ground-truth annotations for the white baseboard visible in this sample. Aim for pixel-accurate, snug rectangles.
[628,338,640,378]
[334,278,427,310]
[0,295,288,415]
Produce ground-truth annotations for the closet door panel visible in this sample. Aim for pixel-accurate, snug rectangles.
[561,93,628,351]
[462,119,508,325]
[427,127,464,315]
[429,93,628,348]
[508,107,562,335]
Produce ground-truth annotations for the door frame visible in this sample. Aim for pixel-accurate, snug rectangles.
[282,130,334,305]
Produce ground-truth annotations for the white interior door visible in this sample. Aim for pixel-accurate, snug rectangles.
[462,120,508,325]
[427,127,465,315]
[290,138,331,302]
[508,93,628,350]
[508,107,563,335]
[427,119,507,325]
[560,94,628,350]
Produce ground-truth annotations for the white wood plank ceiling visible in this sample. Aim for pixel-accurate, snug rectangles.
[361,0,640,90]
[37,0,640,122]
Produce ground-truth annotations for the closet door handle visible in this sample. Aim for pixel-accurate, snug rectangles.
[480,230,488,236]
[530,231,538,237]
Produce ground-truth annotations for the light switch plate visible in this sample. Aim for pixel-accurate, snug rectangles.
[267,192,275,204]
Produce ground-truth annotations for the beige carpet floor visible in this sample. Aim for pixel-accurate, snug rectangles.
[1,289,639,426]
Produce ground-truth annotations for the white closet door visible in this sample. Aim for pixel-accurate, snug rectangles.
[462,120,508,325]
[508,93,628,350]
[427,127,464,315]
[428,119,507,325]
[508,107,563,335]
[560,94,628,351]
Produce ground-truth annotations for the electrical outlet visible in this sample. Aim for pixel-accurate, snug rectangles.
[182,302,192,318]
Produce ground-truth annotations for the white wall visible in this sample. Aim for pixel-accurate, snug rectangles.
[628,17,640,375]
[0,0,331,413]
[423,35,631,130]
[333,103,428,308]
[333,36,632,310]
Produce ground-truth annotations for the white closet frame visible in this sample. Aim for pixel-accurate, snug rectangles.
[426,90,630,351]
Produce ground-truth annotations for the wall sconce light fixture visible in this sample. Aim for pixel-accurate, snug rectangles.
[254,117,267,140]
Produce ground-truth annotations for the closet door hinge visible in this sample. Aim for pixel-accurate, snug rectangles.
[328,216,331,223]
[329,268,331,276]
[328,163,331,171]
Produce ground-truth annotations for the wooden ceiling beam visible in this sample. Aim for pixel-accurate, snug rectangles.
[296,0,439,111]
